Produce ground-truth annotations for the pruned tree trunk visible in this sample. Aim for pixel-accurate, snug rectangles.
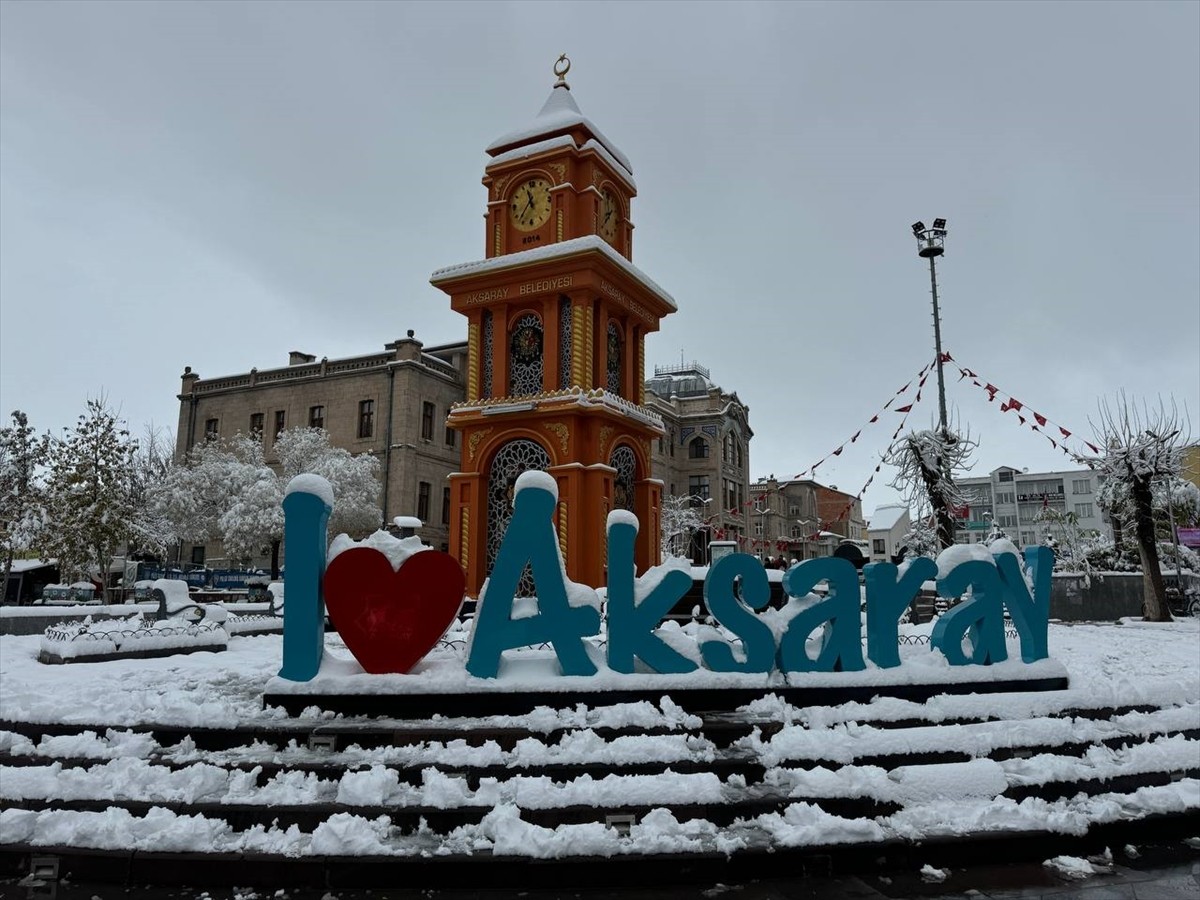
[918,457,956,550]
[1131,478,1171,621]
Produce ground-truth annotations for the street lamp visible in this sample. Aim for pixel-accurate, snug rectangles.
[912,218,949,435]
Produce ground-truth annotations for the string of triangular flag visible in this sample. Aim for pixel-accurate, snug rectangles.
[792,357,937,481]
[945,352,1100,464]
[816,362,933,535]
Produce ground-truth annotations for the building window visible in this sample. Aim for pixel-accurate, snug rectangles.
[995,491,1015,505]
[1075,502,1094,519]
[274,410,286,439]
[606,322,623,396]
[789,505,800,516]
[723,434,733,464]
[688,436,709,459]
[204,418,219,440]
[688,475,710,501]
[754,522,763,536]
[249,413,264,437]
[998,470,1014,482]
[998,515,1017,528]
[1020,530,1036,545]
[191,545,206,565]
[417,481,431,521]
[1072,479,1091,494]
[790,525,802,538]
[669,429,675,457]
[442,485,451,526]
[873,539,886,555]
[357,400,374,438]
[309,406,324,429]
[445,423,456,448]
[421,402,435,441]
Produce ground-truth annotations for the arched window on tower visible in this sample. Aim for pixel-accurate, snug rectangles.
[689,436,709,459]
[480,309,494,397]
[606,322,623,396]
[558,297,572,389]
[508,312,544,397]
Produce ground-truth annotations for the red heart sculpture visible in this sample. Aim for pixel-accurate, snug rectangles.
[323,548,465,674]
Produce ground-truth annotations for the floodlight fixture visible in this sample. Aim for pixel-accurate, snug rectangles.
[910,216,950,436]
[932,217,947,230]
[911,221,926,235]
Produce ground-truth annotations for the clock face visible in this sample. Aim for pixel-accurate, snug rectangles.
[510,322,543,363]
[509,177,553,232]
[599,189,620,242]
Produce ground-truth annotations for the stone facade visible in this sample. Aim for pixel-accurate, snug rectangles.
[175,332,467,565]
[645,363,752,563]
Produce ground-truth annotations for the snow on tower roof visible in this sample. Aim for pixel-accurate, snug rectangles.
[486,83,634,175]
[430,235,677,312]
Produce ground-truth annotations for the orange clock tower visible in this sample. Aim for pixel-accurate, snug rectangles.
[431,56,677,596]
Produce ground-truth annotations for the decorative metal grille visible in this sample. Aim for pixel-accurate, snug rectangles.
[509,313,544,397]
[486,438,552,597]
[606,322,622,396]
[480,310,493,398]
[559,297,572,389]
[610,444,636,512]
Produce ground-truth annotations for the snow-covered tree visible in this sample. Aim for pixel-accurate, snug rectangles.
[1087,395,1191,621]
[151,427,381,577]
[40,398,139,585]
[126,425,176,559]
[273,428,381,537]
[0,410,50,579]
[885,426,976,550]
[660,494,706,560]
[896,517,939,561]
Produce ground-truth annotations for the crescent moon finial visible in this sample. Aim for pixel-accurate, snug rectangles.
[554,54,571,87]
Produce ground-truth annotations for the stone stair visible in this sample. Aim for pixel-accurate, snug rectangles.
[1,693,1197,890]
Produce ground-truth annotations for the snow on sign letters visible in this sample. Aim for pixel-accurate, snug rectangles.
[279,472,1052,682]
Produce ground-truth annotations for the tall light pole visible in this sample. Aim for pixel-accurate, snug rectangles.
[912,219,949,435]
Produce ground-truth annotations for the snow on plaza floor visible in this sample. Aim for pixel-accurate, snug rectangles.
[0,616,1197,873]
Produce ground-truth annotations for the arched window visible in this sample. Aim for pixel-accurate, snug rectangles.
[689,436,709,459]
[480,309,493,398]
[606,322,622,396]
[610,444,636,512]
[508,312,544,397]
[723,433,733,464]
[486,438,552,597]
[558,297,572,389]
[735,439,743,470]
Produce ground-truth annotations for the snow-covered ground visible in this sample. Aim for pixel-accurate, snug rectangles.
[0,617,1196,861]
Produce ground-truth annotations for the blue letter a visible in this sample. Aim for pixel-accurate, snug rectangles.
[465,473,600,678]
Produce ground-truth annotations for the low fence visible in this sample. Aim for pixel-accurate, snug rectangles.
[1050,571,1199,621]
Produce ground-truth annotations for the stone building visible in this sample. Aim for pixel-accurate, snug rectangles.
[954,465,1112,547]
[748,477,867,563]
[175,331,467,564]
[645,362,752,563]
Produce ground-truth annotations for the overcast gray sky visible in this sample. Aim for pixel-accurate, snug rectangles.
[2,0,1197,513]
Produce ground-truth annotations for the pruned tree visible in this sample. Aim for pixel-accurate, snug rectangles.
[660,494,706,560]
[1087,394,1191,621]
[0,410,50,583]
[885,426,977,550]
[40,398,139,585]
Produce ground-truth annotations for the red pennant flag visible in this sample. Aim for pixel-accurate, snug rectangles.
[883,398,894,409]
[869,415,879,423]
[1050,439,1057,449]
[915,390,923,402]
[972,380,982,387]
[1034,413,1047,426]
[895,404,913,413]
[833,446,844,456]
[875,464,882,472]
[919,374,929,386]
[1032,425,1040,433]
[1086,442,1100,454]
[850,430,861,443]
[1008,398,1023,411]
[1059,427,1071,438]
[897,381,912,394]
[1018,415,1026,425]
[985,384,999,401]
[940,352,953,363]
[1000,402,1009,412]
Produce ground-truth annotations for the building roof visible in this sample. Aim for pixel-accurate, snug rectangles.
[868,504,909,531]
[486,83,634,177]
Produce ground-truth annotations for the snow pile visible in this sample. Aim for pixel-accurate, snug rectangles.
[328,529,427,569]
